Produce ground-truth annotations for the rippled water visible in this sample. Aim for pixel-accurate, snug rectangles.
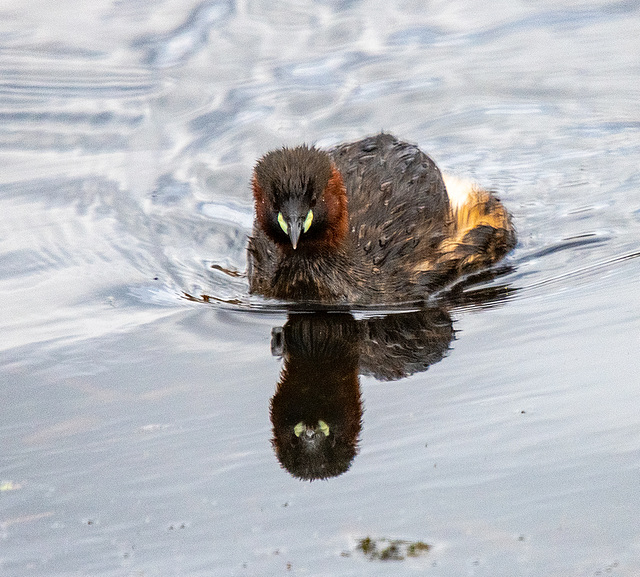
[2,1,640,575]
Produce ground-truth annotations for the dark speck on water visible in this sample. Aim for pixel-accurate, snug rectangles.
[1,1,640,576]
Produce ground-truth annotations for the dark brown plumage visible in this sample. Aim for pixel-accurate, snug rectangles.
[247,133,516,304]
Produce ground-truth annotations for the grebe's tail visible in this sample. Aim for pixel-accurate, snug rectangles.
[438,174,516,272]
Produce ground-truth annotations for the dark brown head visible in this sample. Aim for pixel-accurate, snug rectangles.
[252,146,348,251]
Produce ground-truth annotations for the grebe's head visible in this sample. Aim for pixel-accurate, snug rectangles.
[252,146,347,250]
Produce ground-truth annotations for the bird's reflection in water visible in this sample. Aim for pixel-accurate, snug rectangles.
[269,306,454,481]
[268,275,515,481]
[270,313,363,481]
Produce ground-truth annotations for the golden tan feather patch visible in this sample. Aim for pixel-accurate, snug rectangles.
[414,177,515,273]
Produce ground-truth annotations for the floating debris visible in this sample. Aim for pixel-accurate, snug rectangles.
[355,536,430,561]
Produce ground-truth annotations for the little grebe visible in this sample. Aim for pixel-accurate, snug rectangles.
[247,133,515,304]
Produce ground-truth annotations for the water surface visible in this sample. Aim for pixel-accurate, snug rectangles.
[1,1,640,575]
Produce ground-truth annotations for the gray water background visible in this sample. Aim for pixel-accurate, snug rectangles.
[1,0,640,575]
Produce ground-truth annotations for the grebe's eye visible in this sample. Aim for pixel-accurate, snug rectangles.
[293,422,305,437]
[303,209,313,233]
[277,212,288,234]
[317,420,330,437]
